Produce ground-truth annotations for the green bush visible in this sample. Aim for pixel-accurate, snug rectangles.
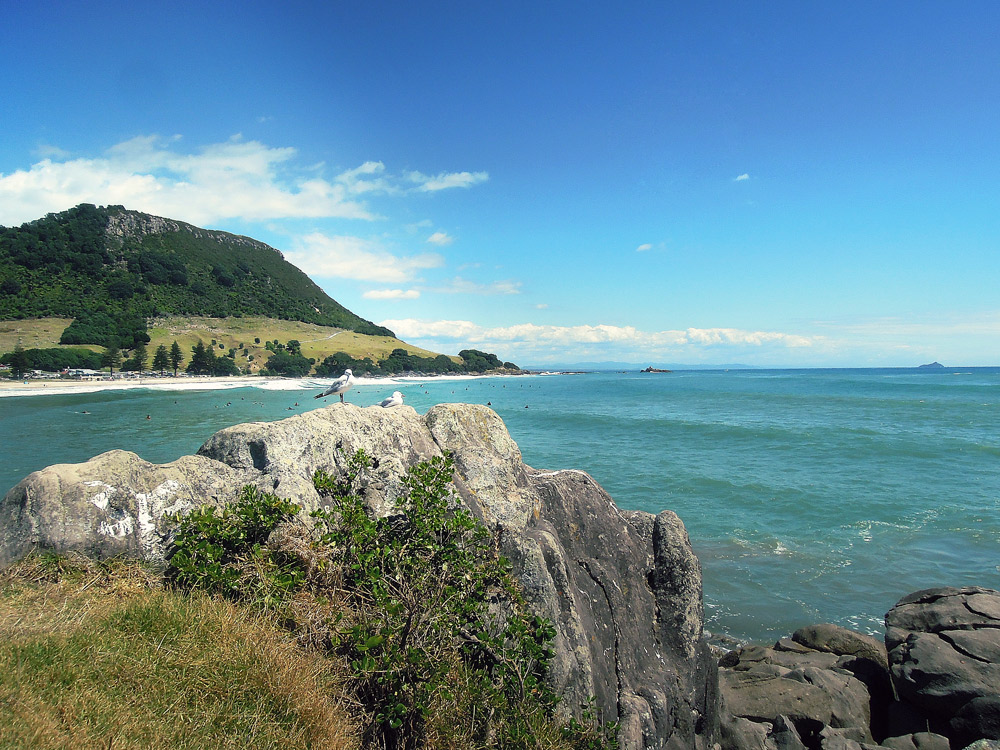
[312,450,564,748]
[166,485,303,607]
[165,452,615,749]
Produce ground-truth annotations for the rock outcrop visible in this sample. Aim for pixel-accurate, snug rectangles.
[719,623,888,750]
[719,591,1000,750]
[885,587,1000,748]
[0,402,718,750]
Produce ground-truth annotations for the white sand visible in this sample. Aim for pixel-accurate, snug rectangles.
[0,372,521,398]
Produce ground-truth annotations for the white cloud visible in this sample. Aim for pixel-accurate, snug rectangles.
[431,277,522,295]
[734,173,750,182]
[426,231,454,246]
[286,232,444,283]
[380,319,814,352]
[535,303,549,309]
[0,135,489,227]
[636,243,653,252]
[363,289,421,300]
[408,170,489,192]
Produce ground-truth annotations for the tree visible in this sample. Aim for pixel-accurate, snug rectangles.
[261,350,311,378]
[152,344,170,375]
[101,344,122,375]
[286,339,302,356]
[169,341,183,376]
[8,342,29,379]
[211,355,240,376]
[131,342,148,374]
[187,340,210,375]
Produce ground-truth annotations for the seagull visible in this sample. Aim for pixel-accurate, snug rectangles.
[315,369,355,402]
[379,391,404,408]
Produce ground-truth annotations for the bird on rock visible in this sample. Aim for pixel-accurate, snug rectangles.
[379,391,404,408]
[315,369,355,402]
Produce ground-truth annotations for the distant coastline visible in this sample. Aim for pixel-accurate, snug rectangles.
[0,371,532,399]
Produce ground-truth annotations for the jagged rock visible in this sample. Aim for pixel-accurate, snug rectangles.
[719,625,887,750]
[0,402,717,750]
[885,587,1000,744]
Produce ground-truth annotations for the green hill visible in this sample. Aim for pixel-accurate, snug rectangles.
[0,204,393,348]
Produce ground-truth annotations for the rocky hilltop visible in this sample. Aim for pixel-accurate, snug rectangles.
[1,403,997,750]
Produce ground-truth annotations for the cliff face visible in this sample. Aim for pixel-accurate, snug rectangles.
[0,402,718,750]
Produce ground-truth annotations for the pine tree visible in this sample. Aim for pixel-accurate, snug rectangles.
[187,340,211,374]
[131,342,148,373]
[8,342,29,379]
[169,340,183,376]
[101,344,122,375]
[152,344,170,375]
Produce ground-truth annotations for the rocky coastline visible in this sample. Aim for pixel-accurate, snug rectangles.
[0,402,996,750]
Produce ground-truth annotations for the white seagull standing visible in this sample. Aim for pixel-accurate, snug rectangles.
[379,391,404,408]
[315,369,355,402]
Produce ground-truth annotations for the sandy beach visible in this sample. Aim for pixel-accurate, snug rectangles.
[0,372,515,398]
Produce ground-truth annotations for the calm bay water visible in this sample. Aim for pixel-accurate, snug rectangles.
[2,368,998,643]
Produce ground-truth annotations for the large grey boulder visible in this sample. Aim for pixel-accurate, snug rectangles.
[0,449,253,567]
[0,402,718,750]
[885,587,1000,746]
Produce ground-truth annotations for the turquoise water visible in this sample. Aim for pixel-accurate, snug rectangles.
[2,368,998,643]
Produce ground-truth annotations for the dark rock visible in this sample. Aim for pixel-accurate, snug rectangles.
[793,623,889,671]
[950,696,1000,747]
[720,625,889,750]
[880,732,951,750]
[886,587,1000,747]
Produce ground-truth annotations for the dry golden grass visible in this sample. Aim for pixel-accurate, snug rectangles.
[0,553,358,750]
[0,318,94,354]
[0,315,458,373]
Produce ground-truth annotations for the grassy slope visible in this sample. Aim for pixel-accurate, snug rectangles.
[0,554,357,750]
[0,316,457,373]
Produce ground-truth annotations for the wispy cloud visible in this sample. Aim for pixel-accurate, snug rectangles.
[431,277,522,295]
[733,173,750,182]
[636,243,653,252]
[0,135,489,227]
[363,289,421,300]
[380,319,815,357]
[408,170,489,192]
[286,232,444,283]
[426,231,454,246]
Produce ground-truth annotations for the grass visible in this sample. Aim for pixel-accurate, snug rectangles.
[0,319,90,354]
[0,315,456,373]
[0,553,357,750]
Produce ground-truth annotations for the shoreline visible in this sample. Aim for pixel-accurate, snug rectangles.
[0,372,535,398]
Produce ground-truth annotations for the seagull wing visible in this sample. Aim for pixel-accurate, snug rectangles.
[316,372,349,399]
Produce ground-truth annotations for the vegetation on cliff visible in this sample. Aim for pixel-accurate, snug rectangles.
[0,204,393,347]
[0,452,614,749]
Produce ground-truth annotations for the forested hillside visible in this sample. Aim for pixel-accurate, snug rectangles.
[0,204,393,347]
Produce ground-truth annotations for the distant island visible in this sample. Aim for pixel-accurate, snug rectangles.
[641,366,672,373]
[918,361,945,369]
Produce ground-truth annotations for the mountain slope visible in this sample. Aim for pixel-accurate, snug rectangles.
[0,204,393,347]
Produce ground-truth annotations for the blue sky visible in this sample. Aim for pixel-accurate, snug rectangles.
[2,1,998,366]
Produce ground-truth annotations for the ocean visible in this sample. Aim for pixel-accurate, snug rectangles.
[2,368,998,644]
